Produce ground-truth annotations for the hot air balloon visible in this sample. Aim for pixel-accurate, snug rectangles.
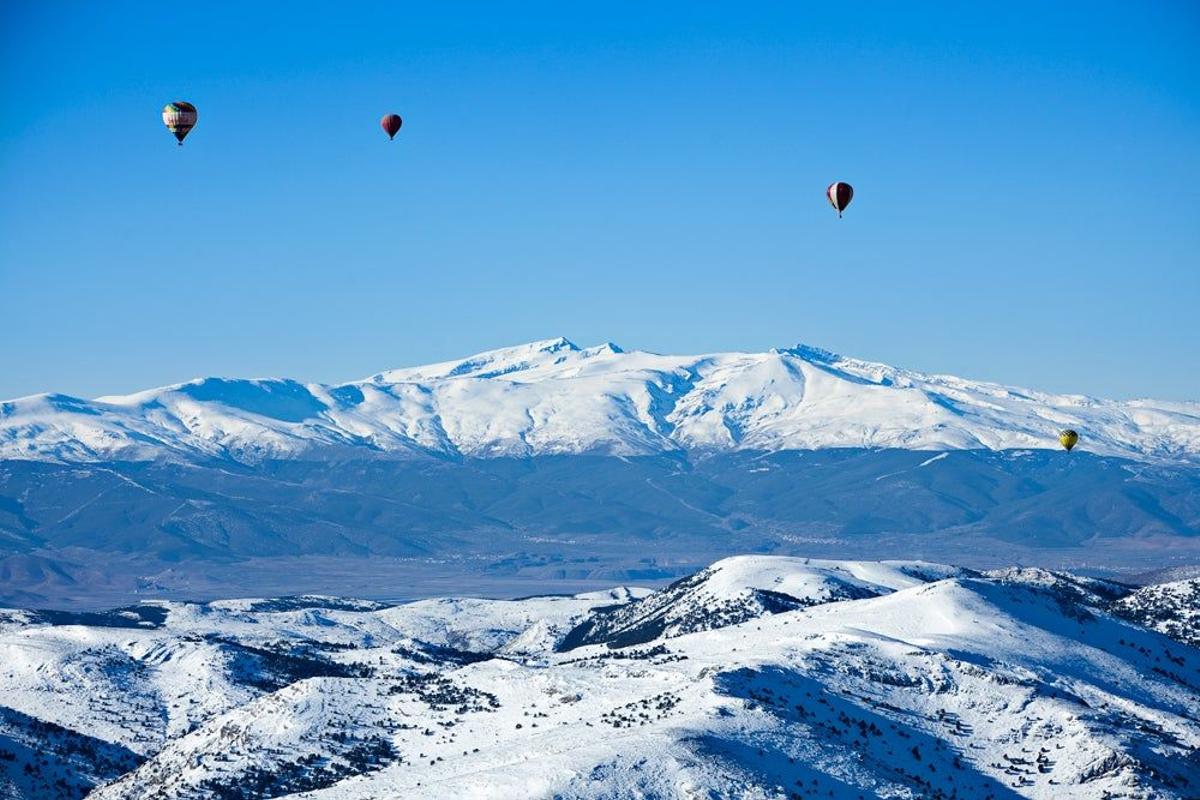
[1059,429,1079,452]
[381,114,403,140]
[162,101,197,145]
[827,182,853,217]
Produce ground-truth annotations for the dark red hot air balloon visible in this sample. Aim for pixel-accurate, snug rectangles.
[381,114,403,140]
[826,181,853,218]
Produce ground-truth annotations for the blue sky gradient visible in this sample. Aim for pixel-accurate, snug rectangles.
[2,1,1198,399]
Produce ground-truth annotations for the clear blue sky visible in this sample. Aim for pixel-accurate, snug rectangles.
[2,1,1198,400]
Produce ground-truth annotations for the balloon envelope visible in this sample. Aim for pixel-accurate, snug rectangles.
[381,114,403,140]
[827,182,853,217]
[162,101,197,145]
[1059,429,1079,451]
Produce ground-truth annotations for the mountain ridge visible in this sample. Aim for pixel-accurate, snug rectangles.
[4,338,1199,465]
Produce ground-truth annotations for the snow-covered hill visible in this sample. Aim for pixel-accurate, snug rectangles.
[2,556,1198,799]
[4,337,1199,464]
[558,556,970,650]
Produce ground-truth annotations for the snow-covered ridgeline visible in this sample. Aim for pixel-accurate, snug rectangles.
[2,337,1198,464]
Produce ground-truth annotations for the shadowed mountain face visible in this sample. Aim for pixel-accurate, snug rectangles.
[2,449,1198,608]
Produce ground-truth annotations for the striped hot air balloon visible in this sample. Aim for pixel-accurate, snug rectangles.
[162,102,197,145]
[826,181,853,218]
[381,113,403,140]
[1059,429,1079,452]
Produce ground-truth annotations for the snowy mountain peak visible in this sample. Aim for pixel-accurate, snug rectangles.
[2,338,1199,464]
[369,336,583,383]
[559,556,973,650]
[775,343,841,364]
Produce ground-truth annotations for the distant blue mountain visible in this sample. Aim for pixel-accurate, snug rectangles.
[2,340,1197,607]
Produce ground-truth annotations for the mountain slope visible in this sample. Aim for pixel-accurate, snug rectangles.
[1112,578,1200,647]
[2,556,1198,799]
[2,447,1199,609]
[4,338,1199,465]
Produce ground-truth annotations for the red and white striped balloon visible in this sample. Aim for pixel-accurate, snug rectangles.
[826,181,853,218]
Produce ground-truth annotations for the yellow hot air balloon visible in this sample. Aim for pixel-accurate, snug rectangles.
[1058,429,1079,452]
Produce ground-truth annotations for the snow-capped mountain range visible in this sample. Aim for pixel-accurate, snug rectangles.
[2,555,1198,799]
[4,337,1199,465]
